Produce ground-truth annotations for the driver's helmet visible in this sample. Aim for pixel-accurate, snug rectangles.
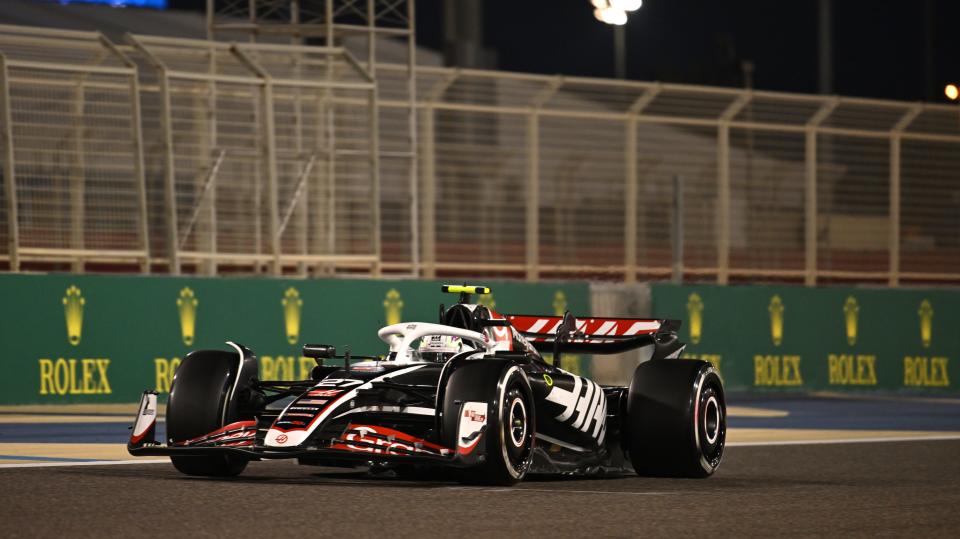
[417,334,462,363]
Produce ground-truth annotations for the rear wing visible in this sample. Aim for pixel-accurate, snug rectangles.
[504,314,683,355]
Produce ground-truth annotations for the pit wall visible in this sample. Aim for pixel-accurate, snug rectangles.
[649,284,959,393]
[0,274,589,405]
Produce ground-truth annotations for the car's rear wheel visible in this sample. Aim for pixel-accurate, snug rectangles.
[625,359,725,477]
[167,350,251,477]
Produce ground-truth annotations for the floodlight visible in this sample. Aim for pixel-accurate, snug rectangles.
[594,7,628,25]
[610,0,643,11]
[946,84,959,101]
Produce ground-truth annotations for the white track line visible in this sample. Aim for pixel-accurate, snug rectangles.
[728,434,960,447]
[0,459,169,469]
[457,487,667,496]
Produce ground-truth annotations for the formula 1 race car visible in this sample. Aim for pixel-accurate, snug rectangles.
[128,285,725,485]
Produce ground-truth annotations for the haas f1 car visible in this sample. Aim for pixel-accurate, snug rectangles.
[129,285,726,485]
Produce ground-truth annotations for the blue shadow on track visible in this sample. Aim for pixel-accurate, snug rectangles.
[726,394,960,431]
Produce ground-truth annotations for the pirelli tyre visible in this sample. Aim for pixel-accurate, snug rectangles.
[166,349,251,477]
[625,359,725,478]
[443,362,535,486]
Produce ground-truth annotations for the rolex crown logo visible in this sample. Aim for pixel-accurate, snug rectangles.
[768,295,785,347]
[282,287,303,345]
[843,295,859,346]
[918,299,933,349]
[686,293,704,345]
[552,291,567,317]
[63,285,85,346]
[176,287,198,346]
[383,289,403,326]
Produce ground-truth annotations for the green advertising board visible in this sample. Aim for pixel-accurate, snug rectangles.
[0,274,589,405]
[651,284,960,393]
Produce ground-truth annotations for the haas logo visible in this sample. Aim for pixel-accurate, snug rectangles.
[275,434,288,444]
[544,375,607,445]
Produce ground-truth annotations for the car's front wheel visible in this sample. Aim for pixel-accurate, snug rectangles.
[167,349,252,477]
[470,366,535,485]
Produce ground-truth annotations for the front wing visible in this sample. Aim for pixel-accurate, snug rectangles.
[127,391,484,468]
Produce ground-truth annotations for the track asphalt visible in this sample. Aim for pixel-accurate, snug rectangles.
[0,394,958,537]
[0,440,958,537]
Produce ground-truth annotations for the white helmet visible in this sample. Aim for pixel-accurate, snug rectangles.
[417,334,462,362]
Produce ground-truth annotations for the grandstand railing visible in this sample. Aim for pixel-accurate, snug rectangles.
[1,26,959,284]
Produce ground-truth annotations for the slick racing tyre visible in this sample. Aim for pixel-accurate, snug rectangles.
[166,350,251,477]
[444,362,535,486]
[626,359,725,478]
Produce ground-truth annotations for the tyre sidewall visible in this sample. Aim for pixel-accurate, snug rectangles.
[167,349,250,477]
[488,366,535,483]
[626,360,726,478]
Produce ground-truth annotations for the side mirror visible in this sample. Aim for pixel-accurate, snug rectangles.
[302,344,336,364]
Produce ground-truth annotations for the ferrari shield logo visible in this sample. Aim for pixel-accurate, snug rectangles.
[843,296,859,346]
[176,287,198,346]
[62,285,85,346]
[918,299,933,348]
[686,293,703,345]
[383,289,403,326]
[282,287,303,345]
[768,295,784,347]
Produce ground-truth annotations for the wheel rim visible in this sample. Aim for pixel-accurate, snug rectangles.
[500,382,533,478]
[703,395,720,445]
[508,397,527,448]
[697,383,725,467]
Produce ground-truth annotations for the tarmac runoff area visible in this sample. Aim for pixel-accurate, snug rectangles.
[0,395,958,536]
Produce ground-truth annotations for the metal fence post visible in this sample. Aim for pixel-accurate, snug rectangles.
[69,72,86,273]
[263,79,281,275]
[406,0,420,278]
[804,129,818,287]
[130,36,179,274]
[717,93,750,285]
[0,54,18,271]
[159,71,181,275]
[130,81,151,274]
[624,86,661,283]
[804,99,838,286]
[370,86,382,278]
[888,105,923,287]
[525,111,539,282]
[418,72,456,280]
[420,106,436,279]
[888,134,901,287]
[203,47,218,276]
[672,175,685,284]
[232,45,281,275]
[114,42,151,274]
[717,127,731,284]
[624,116,637,283]
[524,77,562,282]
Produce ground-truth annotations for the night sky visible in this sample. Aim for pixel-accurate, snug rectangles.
[169,0,960,103]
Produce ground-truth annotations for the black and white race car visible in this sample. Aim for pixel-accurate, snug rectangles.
[129,285,725,485]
